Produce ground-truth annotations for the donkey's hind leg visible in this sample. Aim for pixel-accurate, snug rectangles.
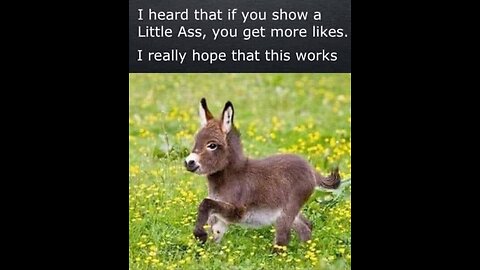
[298,212,313,230]
[274,203,303,248]
[292,214,312,242]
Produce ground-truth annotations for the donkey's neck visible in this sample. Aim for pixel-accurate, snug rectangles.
[226,129,246,168]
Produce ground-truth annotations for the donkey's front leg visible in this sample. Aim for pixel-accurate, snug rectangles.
[193,198,245,243]
[207,215,229,243]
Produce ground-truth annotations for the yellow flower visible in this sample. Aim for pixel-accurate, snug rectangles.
[129,165,140,176]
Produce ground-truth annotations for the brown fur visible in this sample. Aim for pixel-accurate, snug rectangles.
[186,98,341,247]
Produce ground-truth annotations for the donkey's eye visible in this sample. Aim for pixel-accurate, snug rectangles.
[207,143,218,150]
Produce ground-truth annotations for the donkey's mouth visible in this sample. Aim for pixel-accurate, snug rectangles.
[187,166,200,173]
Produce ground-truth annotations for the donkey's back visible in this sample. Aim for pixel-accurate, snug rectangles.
[245,153,317,200]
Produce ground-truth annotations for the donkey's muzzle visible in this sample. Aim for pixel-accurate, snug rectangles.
[184,159,199,172]
[184,153,200,172]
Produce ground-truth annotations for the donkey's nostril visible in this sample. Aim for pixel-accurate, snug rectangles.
[184,154,199,172]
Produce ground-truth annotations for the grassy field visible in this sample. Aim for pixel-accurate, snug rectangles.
[129,74,351,269]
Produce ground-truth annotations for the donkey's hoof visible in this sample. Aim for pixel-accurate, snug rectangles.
[193,229,208,243]
[272,245,288,254]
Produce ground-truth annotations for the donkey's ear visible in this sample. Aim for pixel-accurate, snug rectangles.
[221,101,234,133]
[199,98,214,127]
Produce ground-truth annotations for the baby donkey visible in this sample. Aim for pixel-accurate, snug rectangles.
[184,98,340,248]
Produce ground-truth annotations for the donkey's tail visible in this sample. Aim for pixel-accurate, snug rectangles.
[315,168,341,189]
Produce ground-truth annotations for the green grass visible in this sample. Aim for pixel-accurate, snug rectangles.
[129,74,351,269]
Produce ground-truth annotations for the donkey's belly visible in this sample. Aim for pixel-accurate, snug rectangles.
[238,208,282,228]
